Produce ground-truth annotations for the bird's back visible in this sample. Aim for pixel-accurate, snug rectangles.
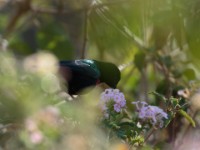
[59,60,100,95]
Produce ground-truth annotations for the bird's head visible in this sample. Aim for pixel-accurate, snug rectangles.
[94,60,121,88]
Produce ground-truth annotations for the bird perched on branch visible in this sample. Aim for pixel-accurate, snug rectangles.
[59,59,120,95]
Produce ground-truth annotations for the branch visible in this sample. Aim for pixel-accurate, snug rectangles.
[144,127,155,143]
[30,0,134,15]
[80,9,88,59]
[3,0,31,38]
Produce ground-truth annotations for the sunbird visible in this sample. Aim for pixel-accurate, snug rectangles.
[59,59,120,95]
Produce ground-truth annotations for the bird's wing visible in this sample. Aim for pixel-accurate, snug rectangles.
[59,60,100,79]
[60,60,101,95]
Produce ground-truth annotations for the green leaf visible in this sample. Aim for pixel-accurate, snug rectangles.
[161,56,172,68]
[134,52,146,71]
[183,68,196,80]
[109,122,120,130]
[170,97,179,107]
[119,122,135,127]
[164,112,174,128]
[178,110,196,127]
[117,130,127,139]
[149,91,167,102]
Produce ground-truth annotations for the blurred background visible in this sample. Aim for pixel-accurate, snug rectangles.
[1,0,200,149]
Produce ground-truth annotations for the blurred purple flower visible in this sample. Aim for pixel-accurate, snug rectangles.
[132,101,168,128]
[100,88,126,114]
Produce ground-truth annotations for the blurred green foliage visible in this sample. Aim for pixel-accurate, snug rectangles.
[0,0,200,149]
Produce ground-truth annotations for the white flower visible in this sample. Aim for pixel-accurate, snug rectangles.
[23,52,58,75]
[177,89,190,98]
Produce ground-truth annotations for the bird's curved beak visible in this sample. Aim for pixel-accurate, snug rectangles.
[99,83,116,89]
[99,83,110,89]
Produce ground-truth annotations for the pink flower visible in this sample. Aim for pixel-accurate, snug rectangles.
[30,130,43,144]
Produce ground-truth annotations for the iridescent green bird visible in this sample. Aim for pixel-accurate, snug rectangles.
[59,59,120,95]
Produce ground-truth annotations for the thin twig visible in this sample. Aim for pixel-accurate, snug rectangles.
[172,117,176,147]
[144,127,155,143]
[81,9,88,59]
[3,0,31,38]
[58,0,64,12]
[128,144,133,150]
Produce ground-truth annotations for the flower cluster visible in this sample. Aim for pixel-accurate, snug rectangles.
[100,89,126,116]
[25,106,61,144]
[25,118,44,144]
[132,101,168,128]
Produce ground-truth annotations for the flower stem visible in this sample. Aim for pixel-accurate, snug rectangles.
[144,127,155,143]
